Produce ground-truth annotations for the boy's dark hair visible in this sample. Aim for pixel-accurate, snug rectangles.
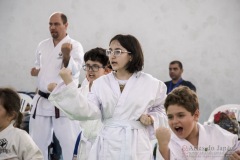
[84,47,109,67]
[164,86,199,115]
[109,34,144,73]
[0,88,23,128]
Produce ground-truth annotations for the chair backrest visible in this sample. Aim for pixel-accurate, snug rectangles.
[18,93,33,113]
[204,104,240,125]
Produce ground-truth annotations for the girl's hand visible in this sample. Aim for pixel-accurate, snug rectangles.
[140,114,153,126]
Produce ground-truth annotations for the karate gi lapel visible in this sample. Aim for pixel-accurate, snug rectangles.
[118,72,137,104]
[171,123,227,160]
[197,123,227,160]
[52,35,70,59]
[113,72,138,107]
[171,133,195,159]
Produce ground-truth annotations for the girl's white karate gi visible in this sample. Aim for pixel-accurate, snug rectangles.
[0,123,43,160]
[168,122,240,160]
[49,71,168,160]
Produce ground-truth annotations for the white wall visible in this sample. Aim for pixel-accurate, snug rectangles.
[0,0,240,123]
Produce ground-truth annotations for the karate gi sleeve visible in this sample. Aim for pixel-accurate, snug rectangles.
[146,81,169,139]
[223,129,240,156]
[34,44,41,69]
[48,81,102,121]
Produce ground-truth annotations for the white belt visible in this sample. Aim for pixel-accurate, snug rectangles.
[98,119,145,160]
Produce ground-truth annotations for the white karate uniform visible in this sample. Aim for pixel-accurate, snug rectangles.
[72,82,103,160]
[29,35,84,160]
[0,123,43,160]
[49,71,168,160]
[167,123,240,160]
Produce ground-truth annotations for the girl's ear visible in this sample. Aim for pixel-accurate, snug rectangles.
[7,111,16,122]
[129,55,133,62]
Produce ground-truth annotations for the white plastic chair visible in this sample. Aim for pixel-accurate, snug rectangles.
[18,93,33,113]
[204,104,240,125]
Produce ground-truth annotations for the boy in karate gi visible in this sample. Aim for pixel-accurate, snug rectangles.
[48,47,111,160]
[156,86,240,160]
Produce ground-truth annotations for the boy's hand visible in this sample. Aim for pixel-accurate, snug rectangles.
[47,83,57,92]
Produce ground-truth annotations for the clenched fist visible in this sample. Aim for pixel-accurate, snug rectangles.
[140,114,153,126]
[31,67,40,76]
[155,127,171,146]
[47,83,57,92]
[61,43,72,67]
[59,67,73,85]
[155,127,171,160]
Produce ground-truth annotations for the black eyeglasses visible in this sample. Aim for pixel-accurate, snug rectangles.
[106,49,131,57]
[82,64,105,72]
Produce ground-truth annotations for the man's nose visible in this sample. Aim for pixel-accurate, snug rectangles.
[50,25,55,29]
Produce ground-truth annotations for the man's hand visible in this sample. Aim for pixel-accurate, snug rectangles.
[61,43,72,67]
[59,67,73,85]
[31,67,40,76]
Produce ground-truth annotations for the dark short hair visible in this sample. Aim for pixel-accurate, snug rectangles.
[109,34,144,73]
[170,60,183,69]
[164,86,199,115]
[60,13,67,24]
[0,88,22,128]
[84,47,109,67]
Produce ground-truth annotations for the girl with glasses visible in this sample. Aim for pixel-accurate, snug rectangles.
[49,34,168,160]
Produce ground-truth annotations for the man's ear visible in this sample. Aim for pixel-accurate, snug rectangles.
[180,68,184,74]
[65,22,68,28]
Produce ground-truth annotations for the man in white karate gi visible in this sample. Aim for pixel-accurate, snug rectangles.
[29,12,84,160]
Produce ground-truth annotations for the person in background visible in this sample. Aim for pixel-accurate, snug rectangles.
[29,12,84,160]
[48,34,168,160]
[165,60,196,94]
[0,87,43,160]
[156,86,240,160]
